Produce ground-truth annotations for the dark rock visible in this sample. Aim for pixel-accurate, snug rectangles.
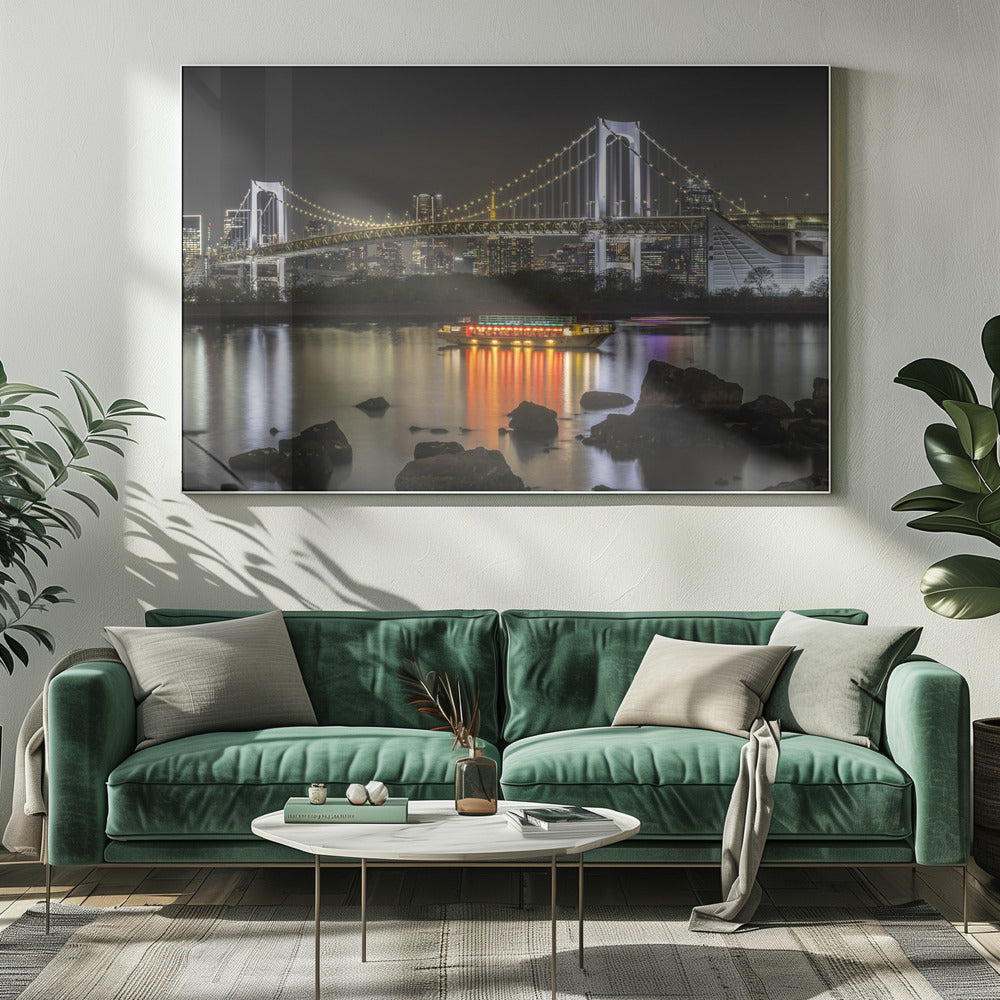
[739,395,792,423]
[414,441,464,460]
[507,400,558,439]
[765,471,829,492]
[592,484,617,491]
[787,418,829,451]
[229,447,283,471]
[275,420,353,490]
[812,377,829,408]
[395,447,526,491]
[638,360,743,414]
[356,396,390,413]
[409,425,425,433]
[580,390,634,411]
[459,426,472,433]
[429,427,449,434]
[583,406,735,458]
[498,427,509,436]
[268,426,279,435]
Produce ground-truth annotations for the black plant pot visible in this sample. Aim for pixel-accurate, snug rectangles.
[973,718,1000,877]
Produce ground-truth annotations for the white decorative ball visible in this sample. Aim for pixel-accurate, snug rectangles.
[365,780,389,805]
[346,783,368,805]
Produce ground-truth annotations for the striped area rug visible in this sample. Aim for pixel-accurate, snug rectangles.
[2,900,998,999]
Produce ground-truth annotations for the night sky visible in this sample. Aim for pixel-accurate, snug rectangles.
[183,65,829,236]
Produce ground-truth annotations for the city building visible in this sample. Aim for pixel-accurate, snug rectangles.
[706,211,829,294]
[222,209,250,251]
[412,193,443,222]
[181,214,202,261]
[677,178,721,216]
[486,236,533,276]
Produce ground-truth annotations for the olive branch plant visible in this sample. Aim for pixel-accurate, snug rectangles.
[399,660,481,751]
[0,360,159,673]
[892,315,1000,619]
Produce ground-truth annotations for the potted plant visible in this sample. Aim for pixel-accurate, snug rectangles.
[892,314,1000,876]
[1,361,158,673]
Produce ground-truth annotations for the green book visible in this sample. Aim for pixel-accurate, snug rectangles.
[282,797,409,824]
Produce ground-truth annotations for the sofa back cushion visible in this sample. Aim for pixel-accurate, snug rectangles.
[500,609,868,743]
[145,609,502,745]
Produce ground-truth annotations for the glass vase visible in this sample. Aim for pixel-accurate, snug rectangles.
[455,747,497,815]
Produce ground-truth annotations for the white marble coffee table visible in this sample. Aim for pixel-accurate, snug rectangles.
[252,799,640,999]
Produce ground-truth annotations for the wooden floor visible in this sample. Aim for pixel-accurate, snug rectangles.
[3,855,1000,968]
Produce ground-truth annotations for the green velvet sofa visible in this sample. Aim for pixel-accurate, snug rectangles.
[46,608,971,872]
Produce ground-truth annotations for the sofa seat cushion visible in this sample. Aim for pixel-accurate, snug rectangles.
[499,727,912,841]
[106,727,500,840]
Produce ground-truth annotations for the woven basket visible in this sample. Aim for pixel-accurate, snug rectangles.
[973,718,1000,877]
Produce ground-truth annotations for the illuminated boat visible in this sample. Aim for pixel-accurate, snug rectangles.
[438,314,613,349]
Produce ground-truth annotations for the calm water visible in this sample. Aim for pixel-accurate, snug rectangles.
[182,319,828,492]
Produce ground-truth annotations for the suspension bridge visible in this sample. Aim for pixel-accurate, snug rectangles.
[206,118,828,292]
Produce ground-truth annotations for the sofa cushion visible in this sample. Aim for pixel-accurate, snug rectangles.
[105,611,317,750]
[765,611,922,749]
[499,727,912,841]
[501,609,869,743]
[145,610,502,746]
[611,634,794,737]
[106,727,500,840]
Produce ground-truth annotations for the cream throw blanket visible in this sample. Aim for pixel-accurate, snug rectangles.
[2,647,123,860]
[689,717,781,932]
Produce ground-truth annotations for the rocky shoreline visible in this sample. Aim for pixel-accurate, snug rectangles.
[223,364,829,492]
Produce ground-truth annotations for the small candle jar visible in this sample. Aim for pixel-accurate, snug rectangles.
[308,783,327,805]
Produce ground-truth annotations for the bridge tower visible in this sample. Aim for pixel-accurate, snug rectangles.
[592,119,644,282]
[247,180,288,294]
[595,119,642,221]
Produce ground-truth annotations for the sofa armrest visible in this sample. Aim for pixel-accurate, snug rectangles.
[48,661,136,865]
[884,658,970,866]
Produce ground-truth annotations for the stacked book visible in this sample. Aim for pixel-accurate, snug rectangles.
[505,805,616,836]
[283,797,409,824]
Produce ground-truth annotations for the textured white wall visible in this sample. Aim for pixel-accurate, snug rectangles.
[2,0,999,829]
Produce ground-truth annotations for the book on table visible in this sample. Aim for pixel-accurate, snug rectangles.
[283,797,409,824]
[506,805,616,835]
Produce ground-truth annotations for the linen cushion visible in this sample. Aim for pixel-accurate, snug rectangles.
[765,611,921,749]
[105,610,317,750]
[611,634,794,738]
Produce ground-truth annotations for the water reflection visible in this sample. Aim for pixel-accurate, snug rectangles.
[182,319,827,492]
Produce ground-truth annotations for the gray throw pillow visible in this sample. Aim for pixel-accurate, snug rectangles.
[764,611,921,749]
[105,610,317,750]
[611,634,795,738]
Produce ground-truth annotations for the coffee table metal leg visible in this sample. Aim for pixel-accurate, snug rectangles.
[361,858,368,962]
[550,855,557,1000]
[578,853,584,968]
[314,855,321,1000]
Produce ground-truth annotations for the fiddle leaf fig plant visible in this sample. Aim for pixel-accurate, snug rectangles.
[0,361,159,673]
[892,315,1000,619]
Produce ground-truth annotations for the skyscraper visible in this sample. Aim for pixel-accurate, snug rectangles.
[182,215,203,261]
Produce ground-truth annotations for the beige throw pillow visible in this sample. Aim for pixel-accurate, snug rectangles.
[612,634,795,738]
[105,610,317,750]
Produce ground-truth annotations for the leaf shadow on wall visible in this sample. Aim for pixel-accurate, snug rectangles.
[123,483,418,614]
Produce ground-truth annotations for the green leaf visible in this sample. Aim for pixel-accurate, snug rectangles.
[981,315,1000,379]
[942,400,999,459]
[63,371,105,420]
[89,438,125,457]
[924,423,986,492]
[10,624,56,653]
[108,398,150,414]
[921,553,1000,618]
[895,358,978,408]
[0,382,56,399]
[73,466,118,500]
[979,489,1000,523]
[906,508,1000,548]
[3,633,29,667]
[65,489,101,518]
[0,644,13,675]
[891,484,971,512]
[0,361,6,384]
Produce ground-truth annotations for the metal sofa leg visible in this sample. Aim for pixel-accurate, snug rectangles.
[963,865,968,935]
[45,862,51,934]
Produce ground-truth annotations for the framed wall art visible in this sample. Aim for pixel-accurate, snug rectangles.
[182,65,830,494]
